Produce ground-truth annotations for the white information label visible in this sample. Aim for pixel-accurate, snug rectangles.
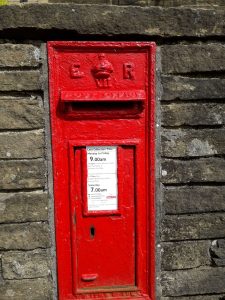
[87,146,118,211]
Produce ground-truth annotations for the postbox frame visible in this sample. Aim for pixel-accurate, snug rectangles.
[48,41,156,300]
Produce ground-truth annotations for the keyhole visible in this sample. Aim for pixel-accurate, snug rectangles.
[90,226,95,239]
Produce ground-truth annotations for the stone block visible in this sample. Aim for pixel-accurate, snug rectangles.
[2,249,51,279]
[0,278,52,299]
[120,0,225,5]
[0,71,40,91]
[161,158,225,184]
[161,43,225,74]
[162,129,225,157]
[50,0,111,2]
[0,160,45,190]
[162,267,225,296]
[0,192,48,223]
[162,295,225,300]
[161,213,225,241]
[1,5,225,37]
[164,186,225,214]
[162,240,211,270]
[0,97,44,130]
[162,76,225,100]
[0,222,50,250]
[161,103,225,126]
[0,44,40,67]
[0,131,44,159]
[160,0,225,5]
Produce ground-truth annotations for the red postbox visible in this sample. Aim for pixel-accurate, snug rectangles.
[48,42,156,300]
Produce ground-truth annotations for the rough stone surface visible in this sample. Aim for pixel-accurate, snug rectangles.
[0,131,44,159]
[0,192,48,223]
[162,267,225,296]
[161,158,225,184]
[162,240,211,270]
[0,44,40,67]
[161,103,225,126]
[161,213,225,241]
[162,295,225,300]
[44,0,225,5]
[210,239,225,267]
[162,76,225,100]
[0,278,52,299]
[2,250,51,279]
[161,43,225,74]
[0,71,40,91]
[0,160,45,190]
[119,0,225,5]
[164,186,225,214]
[0,97,44,130]
[118,0,149,5]
[162,129,225,157]
[50,0,111,3]
[0,222,50,250]
[0,5,225,37]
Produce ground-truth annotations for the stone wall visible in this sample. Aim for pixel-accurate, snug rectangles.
[0,42,53,299]
[160,43,225,298]
[4,0,225,6]
[0,3,225,300]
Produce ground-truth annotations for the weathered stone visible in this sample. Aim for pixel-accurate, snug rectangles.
[0,131,44,159]
[0,160,45,190]
[2,250,51,279]
[50,0,111,3]
[162,129,225,157]
[162,241,211,270]
[161,0,225,5]
[210,239,225,267]
[0,71,40,91]
[0,71,41,91]
[162,103,225,126]
[0,278,52,299]
[0,97,44,130]
[162,76,225,100]
[0,255,3,283]
[161,158,225,184]
[118,0,148,5]
[162,295,225,300]
[161,213,225,241]
[0,44,40,67]
[119,0,225,5]
[0,222,50,250]
[164,186,225,214]
[0,5,225,37]
[18,0,225,5]
[0,192,48,223]
[162,267,225,296]
[161,43,225,74]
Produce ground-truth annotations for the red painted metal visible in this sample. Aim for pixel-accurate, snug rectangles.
[48,42,156,300]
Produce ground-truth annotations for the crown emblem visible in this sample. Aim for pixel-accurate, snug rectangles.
[92,53,113,88]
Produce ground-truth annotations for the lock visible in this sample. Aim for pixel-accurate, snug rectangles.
[48,42,156,300]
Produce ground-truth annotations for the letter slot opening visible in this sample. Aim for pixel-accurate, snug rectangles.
[61,101,144,119]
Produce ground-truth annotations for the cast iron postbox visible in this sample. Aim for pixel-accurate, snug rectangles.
[48,42,156,300]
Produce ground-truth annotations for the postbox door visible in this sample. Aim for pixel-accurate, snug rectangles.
[71,145,135,291]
